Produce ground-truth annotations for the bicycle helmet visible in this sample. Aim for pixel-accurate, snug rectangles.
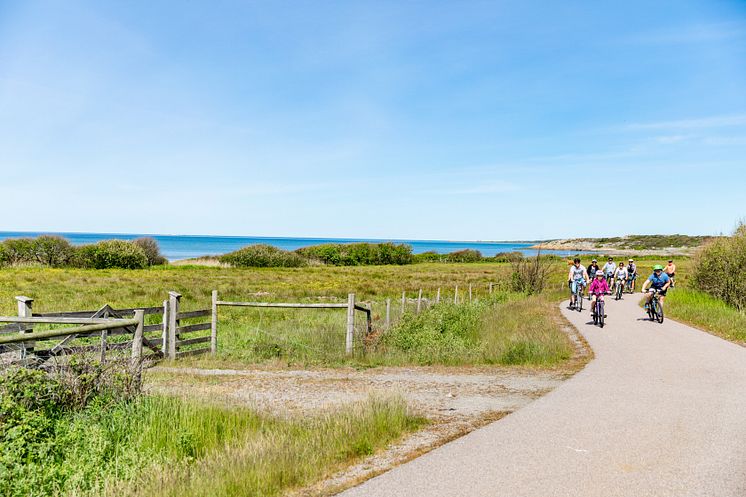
[653,265,664,271]
[592,259,597,263]
[629,259,634,262]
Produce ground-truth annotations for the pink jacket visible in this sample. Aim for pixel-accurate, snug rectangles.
[589,278,609,295]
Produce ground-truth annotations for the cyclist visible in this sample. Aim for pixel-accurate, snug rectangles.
[567,258,589,309]
[587,259,600,280]
[665,259,676,288]
[589,270,609,317]
[602,257,616,288]
[641,264,672,308]
[614,261,628,295]
[626,259,638,292]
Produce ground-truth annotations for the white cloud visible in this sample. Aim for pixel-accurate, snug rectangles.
[624,114,746,131]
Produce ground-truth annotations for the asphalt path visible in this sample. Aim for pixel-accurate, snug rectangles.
[339,293,746,497]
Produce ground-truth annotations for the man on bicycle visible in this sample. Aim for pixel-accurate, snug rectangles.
[626,259,638,292]
[567,258,589,309]
[665,259,676,288]
[602,257,616,288]
[588,259,600,279]
[641,265,671,308]
[589,270,609,316]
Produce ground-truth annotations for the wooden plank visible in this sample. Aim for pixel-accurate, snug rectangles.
[176,309,211,320]
[176,322,211,334]
[33,310,98,318]
[143,323,163,333]
[211,290,218,355]
[176,348,209,358]
[0,316,136,325]
[346,293,355,356]
[176,336,211,347]
[0,319,139,345]
[216,301,348,309]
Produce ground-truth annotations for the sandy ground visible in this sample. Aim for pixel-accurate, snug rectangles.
[146,319,590,496]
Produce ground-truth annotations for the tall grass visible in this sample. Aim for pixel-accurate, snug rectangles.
[664,289,746,345]
[112,395,422,497]
[691,222,746,311]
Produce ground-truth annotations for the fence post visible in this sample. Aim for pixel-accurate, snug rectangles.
[168,291,181,360]
[469,284,473,303]
[15,296,33,360]
[489,282,493,294]
[385,298,391,328]
[416,289,423,314]
[436,288,441,303]
[161,300,168,356]
[366,307,373,336]
[99,329,108,363]
[211,290,218,355]
[401,291,406,315]
[131,309,145,363]
[454,286,459,304]
[346,293,355,356]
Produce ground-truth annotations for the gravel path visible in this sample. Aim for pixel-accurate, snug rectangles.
[340,295,746,497]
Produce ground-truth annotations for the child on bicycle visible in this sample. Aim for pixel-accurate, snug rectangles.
[589,271,609,316]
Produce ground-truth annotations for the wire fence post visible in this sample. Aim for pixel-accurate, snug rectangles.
[436,288,441,303]
[346,293,355,356]
[385,298,391,328]
[416,289,423,314]
[454,286,459,304]
[469,284,473,303]
[161,300,169,356]
[211,290,218,355]
[131,309,145,363]
[489,282,493,294]
[401,291,406,315]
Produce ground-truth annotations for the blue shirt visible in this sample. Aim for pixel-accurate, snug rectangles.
[648,272,670,289]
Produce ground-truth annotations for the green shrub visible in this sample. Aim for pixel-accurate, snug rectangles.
[493,251,524,263]
[413,251,446,263]
[1,238,36,265]
[297,243,413,266]
[510,253,553,295]
[31,235,75,267]
[691,222,746,311]
[220,244,306,268]
[75,240,149,269]
[446,249,482,263]
[133,237,168,266]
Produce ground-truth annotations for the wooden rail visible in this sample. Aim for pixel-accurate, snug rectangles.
[0,319,139,345]
[213,292,371,356]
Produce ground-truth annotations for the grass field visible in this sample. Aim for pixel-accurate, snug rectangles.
[0,263,578,368]
[665,289,746,345]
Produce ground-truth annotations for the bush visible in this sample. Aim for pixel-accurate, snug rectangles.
[297,243,413,266]
[691,222,746,311]
[75,240,149,269]
[493,251,524,263]
[132,237,168,266]
[446,249,483,263]
[413,251,446,263]
[220,244,306,268]
[1,237,36,265]
[510,253,553,295]
[31,235,75,267]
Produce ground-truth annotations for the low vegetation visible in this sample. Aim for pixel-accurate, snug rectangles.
[691,222,746,311]
[219,244,306,268]
[664,289,746,345]
[0,236,167,269]
[0,365,421,497]
[295,242,414,266]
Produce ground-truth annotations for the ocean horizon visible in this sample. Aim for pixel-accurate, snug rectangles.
[0,231,574,261]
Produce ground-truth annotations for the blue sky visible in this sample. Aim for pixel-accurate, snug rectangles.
[1,0,744,240]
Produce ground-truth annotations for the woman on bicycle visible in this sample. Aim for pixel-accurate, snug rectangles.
[627,259,637,292]
[567,258,588,308]
[603,257,616,287]
[614,262,627,293]
[589,271,609,316]
[641,265,672,308]
[665,259,676,287]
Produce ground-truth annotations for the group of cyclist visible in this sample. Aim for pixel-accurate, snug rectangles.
[567,256,676,316]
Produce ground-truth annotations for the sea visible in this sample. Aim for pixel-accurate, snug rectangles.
[0,231,576,262]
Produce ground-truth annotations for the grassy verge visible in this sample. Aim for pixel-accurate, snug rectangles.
[664,289,746,345]
[0,370,422,497]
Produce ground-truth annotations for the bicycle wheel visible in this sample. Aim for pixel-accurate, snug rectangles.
[577,291,583,311]
[599,302,604,328]
[593,305,598,324]
[656,301,664,323]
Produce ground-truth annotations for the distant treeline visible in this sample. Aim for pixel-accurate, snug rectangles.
[0,236,167,269]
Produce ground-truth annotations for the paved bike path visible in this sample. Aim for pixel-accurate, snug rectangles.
[339,295,746,496]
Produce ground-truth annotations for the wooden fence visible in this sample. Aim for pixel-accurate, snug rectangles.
[212,291,372,356]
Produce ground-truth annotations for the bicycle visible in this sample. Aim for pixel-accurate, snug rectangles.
[614,279,624,300]
[591,293,605,328]
[570,280,584,311]
[645,289,664,324]
[625,275,636,294]
[605,273,614,289]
